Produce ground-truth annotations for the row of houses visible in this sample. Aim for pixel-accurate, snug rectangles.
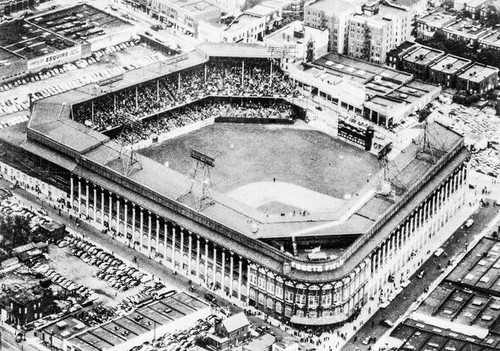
[387,42,499,94]
[417,10,500,50]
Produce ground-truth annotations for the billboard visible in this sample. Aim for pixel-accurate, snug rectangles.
[27,45,82,71]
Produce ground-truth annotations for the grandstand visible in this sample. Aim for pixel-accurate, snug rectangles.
[0,44,470,327]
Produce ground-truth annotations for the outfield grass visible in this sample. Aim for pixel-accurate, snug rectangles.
[139,123,380,199]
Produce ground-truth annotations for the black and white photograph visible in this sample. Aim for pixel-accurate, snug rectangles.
[0,0,499,350]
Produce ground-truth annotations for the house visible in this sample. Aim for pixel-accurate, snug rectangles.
[207,312,250,350]
[456,62,499,94]
[0,281,55,327]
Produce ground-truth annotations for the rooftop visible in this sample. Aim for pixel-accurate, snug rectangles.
[224,14,263,34]
[68,292,209,351]
[429,54,472,75]
[27,4,132,44]
[221,312,249,333]
[417,11,456,28]
[457,63,499,83]
[39,316,89,340]
[479,28,500,48]
[0,19,77,59]
[0,47,22,67]
[245,3,279,17]
[386,0,425,8]
[0,272,46,306]
[403,45,444,66]
[444,18,490,38]
[416,282,500,333]
[307,0,361,16]
[446,237,500,296]
[391,318,500,351]
[170,0,221,18]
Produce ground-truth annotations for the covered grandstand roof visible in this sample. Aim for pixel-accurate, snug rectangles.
[196,43,275,58]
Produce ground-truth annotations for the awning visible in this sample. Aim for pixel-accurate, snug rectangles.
[290,313,348,326]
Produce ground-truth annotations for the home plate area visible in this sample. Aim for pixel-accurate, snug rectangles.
[227,181,346,215]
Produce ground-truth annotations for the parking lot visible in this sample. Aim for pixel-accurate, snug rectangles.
[0,41,169,121]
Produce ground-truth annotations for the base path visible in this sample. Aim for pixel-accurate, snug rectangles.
[227,181,345,214]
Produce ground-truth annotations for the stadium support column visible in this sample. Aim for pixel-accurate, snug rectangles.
[164,222,168,265]
[204,64,207,83]
[188,232,193,276]
[132,205,137,245]
[113,94,117,114]
[178,72,181,92]
[116,196,120,235]
[221,250,226,292]
[108,193,112,229]
[238,256,243,301]
[91,101,94,124]
[77,177,82,215]
[172,226,177,268]
[124,201,129,242]
[101,190,105,225]
[229,252,234,298]
[156,217,160,256]
[196,236,200,280]
[148,212,152,254]
[213,246,217,286]
[93,186,97,221]
[85,181,89,218]
[70,176,74,209]
[205,239,209,283]
[139,207,144,249]
[180,229,184,271]
[247,263,251,299]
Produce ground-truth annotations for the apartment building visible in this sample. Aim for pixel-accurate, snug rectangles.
[347,4,412,64]
[304,0,362,54]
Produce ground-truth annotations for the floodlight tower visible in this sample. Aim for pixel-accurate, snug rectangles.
[178,149,215,211]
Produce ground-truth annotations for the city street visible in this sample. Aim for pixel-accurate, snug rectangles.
[342,203,500,351]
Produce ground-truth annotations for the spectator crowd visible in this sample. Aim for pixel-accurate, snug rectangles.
[114,99,296,146]
[72,59,299,133]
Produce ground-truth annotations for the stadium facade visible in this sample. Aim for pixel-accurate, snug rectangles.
[0,44,470,327]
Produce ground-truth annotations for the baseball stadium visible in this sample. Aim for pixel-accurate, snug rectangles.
[0,43,470,327]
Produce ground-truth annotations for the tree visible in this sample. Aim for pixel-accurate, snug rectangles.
[0,215,32,251]
[305,39,315,62]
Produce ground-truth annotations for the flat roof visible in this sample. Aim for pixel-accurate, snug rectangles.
[403,45,444,66]
[0,47,23,67]
[225,14,263,33]
[417,282,500,332]
[245,4,278,17]
[446,237,500,296]
[479,29,500,48]
[429,54,472,75]
[28,4,132,44]
[0,19,77,59]
[391,319,500,351]
[197,42,273,58]
[386,0,425,8]
[171,0,220,17]
[315,53,413,85]
[39,316,89,340]
[68,292,208,351]
[457,63,499,83]
[417,11,456,28]
[306,0,360,16]
[444,19,489,38]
